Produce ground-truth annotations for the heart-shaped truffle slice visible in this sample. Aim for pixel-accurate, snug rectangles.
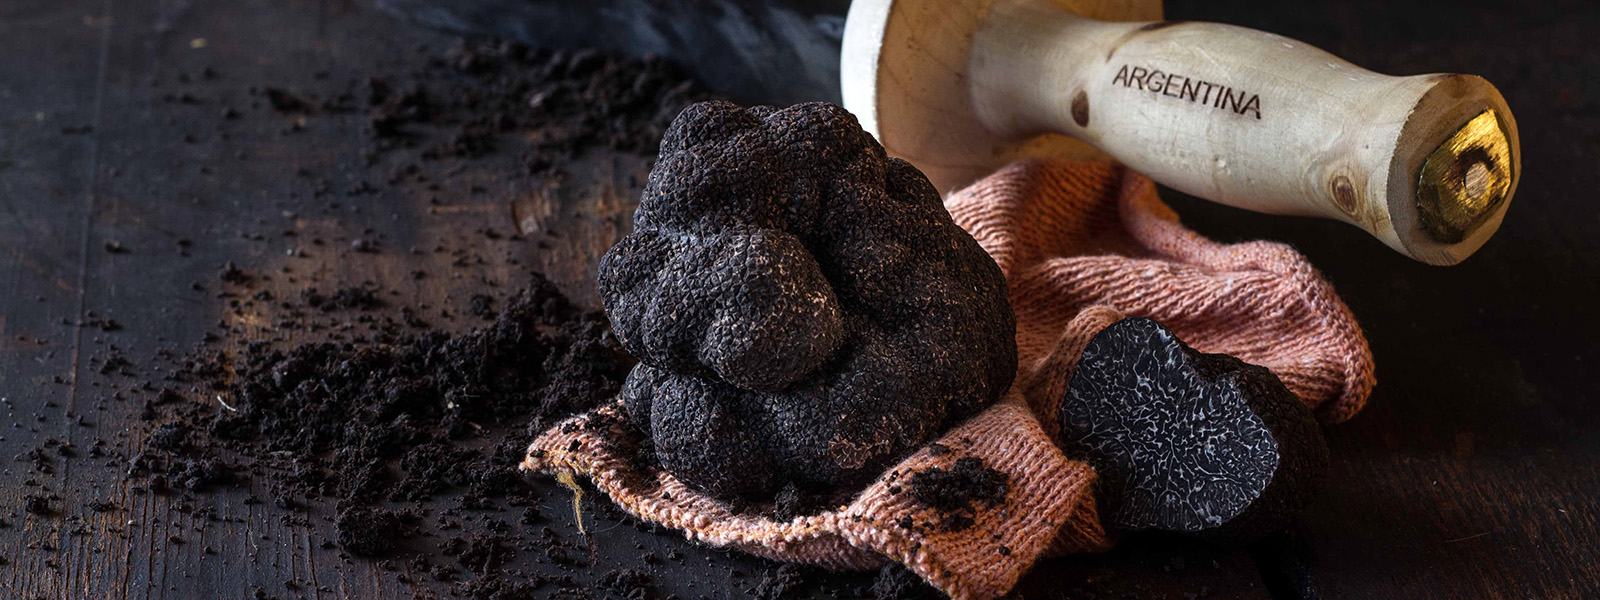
[1059,317,1328,544]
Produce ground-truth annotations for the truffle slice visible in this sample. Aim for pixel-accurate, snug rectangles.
[1058,317,1327,543]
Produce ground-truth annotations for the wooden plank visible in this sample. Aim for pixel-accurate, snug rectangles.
[0,2,1263,597]
[1,2,742,599]
[0,2,122,599]
[0,0,1593,599]
[1015,537,1271,599]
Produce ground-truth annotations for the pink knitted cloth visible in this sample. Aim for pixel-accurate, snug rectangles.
[522,159,1375,599]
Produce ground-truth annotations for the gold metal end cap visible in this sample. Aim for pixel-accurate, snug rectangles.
[1416,109,1515,244]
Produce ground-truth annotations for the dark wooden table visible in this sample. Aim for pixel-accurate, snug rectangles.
[0,0,1594,598]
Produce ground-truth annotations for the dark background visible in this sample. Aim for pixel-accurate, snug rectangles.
[0,0,1595,598]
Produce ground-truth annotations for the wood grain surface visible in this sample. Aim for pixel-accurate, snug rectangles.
[0,0,1594,598]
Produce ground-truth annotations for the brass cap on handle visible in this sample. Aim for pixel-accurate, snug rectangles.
[1416,109,1515,244]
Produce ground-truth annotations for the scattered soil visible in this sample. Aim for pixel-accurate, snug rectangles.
[20,30,951,600]
[356,37,708,176]
[870,564,942,600]
[128,271,636,597]
[598,568,660,600]
[745,563,940,600]
[336,505,409,557]
[752,564,809,600]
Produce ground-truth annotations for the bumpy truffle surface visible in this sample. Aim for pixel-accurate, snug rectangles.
[1060,317,1328,543]
[599,101,1017,502]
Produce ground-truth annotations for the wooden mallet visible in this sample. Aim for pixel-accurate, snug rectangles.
[842,0,1520,265]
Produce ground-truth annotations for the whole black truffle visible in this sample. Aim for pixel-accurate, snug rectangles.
[1059,317,1328,544]
[599,101,1017,502]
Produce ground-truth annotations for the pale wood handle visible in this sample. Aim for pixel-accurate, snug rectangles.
[969,0,1520,265]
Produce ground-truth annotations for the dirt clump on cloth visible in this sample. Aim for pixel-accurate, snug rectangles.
[905,456,1010,533]
[599,101,1018,505]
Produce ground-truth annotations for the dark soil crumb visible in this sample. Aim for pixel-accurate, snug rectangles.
[751,564,809,600]
[453,531,516,572]
[870,564,941,600]
[336,505,406,556]
[263,85,318,113]
[218,261,251,284]
[907,457,1009,532]
[598,567,659,600]
[469,293,497,319]
[86,499,117,513]
[301,285,385,311]
[23,494,54,516]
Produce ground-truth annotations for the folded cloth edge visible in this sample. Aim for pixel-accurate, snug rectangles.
[521,390,1113,600]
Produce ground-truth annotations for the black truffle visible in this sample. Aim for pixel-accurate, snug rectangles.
[1058,317,1328,543]
[599,101,1016,502]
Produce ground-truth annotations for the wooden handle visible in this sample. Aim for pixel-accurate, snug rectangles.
[968,0,1520,265]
